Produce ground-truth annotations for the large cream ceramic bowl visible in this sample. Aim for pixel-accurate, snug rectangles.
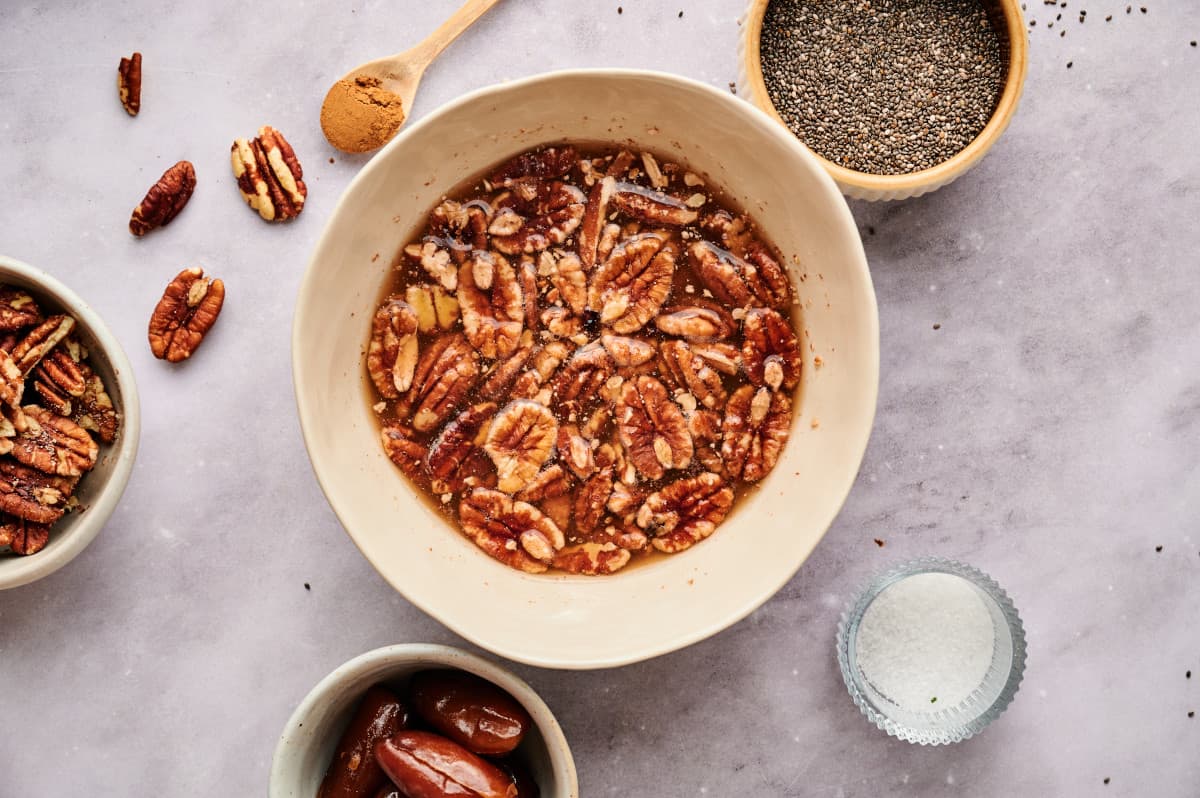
[293,70,879,669]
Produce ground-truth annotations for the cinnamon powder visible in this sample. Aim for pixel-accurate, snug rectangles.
[320,75,406,153]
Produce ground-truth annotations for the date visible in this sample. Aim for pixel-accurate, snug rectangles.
[410,670,531,756]
[319,685,410,798]
[374,731,517,798]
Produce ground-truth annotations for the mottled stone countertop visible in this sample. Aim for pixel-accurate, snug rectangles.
[1,1,1197,795]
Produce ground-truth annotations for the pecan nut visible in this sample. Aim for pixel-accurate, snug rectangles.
[654,301,737,342]
[722,385,791,482]
[483,400,557,494]
[11,315,74,375]
[478,334,536,401]
[129,160,196,236]
[458,252,525,359]
[491,180,586,255]
[367,298,420,399]
[0,458,77,525]
[231,126,307,222]
[587,234,676,334]
[70,367,120,444]
[427,402,498,494]
[514,463,571,503]
[460,488,565,573]
[615,375,693,480]
[611,183,699,227]
[600,334,656,368]
[117,52,142,116]
[490,146,577,185]
[636,472,734,554]
[538,250,587,315]
[404,241,458,292]
[556,423,595,481]
[381,425,429,486]
[0,287,43,331]
[0,514,52,555]
[550,342,614,413]
[552,541,631,575]
[147,268,225,362]
[12,405,98,477]
[405,284,459,332]
[577,176,616,269]
[33,347,86,416]
[689,240,791,309]
[428,200,488,263]
[399,333,480,433]
[742,307,802,391]
[659,340,727,410]
[573,466,614,535]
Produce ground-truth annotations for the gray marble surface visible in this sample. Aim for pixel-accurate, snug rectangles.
[2,1,1198,795]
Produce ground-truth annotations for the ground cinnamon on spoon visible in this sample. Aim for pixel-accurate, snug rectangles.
[320,75,406,153]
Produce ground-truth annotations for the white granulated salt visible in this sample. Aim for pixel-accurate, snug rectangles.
[855,572,996,711]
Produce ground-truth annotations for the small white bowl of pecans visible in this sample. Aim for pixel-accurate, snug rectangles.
[294,69,878,668]
[0,255,140,589]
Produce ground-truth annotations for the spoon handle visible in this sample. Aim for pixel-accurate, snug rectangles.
[415,0,504,65]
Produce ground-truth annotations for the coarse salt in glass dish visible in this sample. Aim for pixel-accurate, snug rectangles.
[836,557,1027,745]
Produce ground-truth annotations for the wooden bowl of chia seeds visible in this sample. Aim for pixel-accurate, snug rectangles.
[739,0,1028,201]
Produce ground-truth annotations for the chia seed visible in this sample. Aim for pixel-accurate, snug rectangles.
[759,0,1006,175]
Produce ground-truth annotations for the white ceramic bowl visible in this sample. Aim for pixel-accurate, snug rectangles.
[269,644,578,798]
[293,69,879,668]
[0,254,140,589]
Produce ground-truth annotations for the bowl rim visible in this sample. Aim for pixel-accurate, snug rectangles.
[0,254,141,589]
[739,0,1029,195]
[268,643,579,797]
[292,67,879,668]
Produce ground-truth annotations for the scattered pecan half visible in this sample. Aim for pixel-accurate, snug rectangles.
[399,333,480,433]
[636,472,734,554]
[231,125,306,222]
[742,307,802,391]
[366,298,419,399]
[458,252,525,359]
[129,160,196,236]
[0,458,77,525]
[0,514,51,555]
[722,385,791,483]
[117,52,142,116]
[615,375,693,480]
[460,488,565,573]
[147,268,225,363]
[0,287,42,331]
[588,233,676,334]
[483,400,557,494]
[11,315,74,375]
[552,541,631,575]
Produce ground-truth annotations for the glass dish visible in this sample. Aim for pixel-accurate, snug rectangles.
[835,557,1027,745]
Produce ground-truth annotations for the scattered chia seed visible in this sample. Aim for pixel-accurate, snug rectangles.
[1104,777,1111,785]
[1187,670,1192,679]
[759,0,1006,175]
[1067,60,1073,67]
[304,582,311,590]
[1156,545,1163,552]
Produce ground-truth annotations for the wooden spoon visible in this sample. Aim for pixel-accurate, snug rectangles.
[320,0,504,153]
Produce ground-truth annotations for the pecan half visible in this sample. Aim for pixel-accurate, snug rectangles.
[458,252,525,359]
[517,257,539,332]
[600,335,656,368]
[611,184,699,227]
[557,423,595,480]
[636,472,734,554]
[366,298,420,399]
[0,287,42,331]
[689,241,791,309]
[404,241,458,292]
[129,160,196,236]
[405,284,459,332]
[0,458,77,525]
[659,340,727,410]
[552,541,631,575]
[540,307,582,342]
[483,400,557,494]
[538,249,587,315]
[460,488,565,573]
[117,52,142,116]
[587,234,676,334]
[400,333,480,433]
[654,301,737,342]
[490,145,577,185]
[427,402,498,494]
[12,405,98,477]
[429,200,489,262]
[478,333,536,401]
[577,176,616,270]
[699,209,755,256]
[491,180,585,255]
[11,315,74,375]
[231,126,306,222]
[550,342,614,413]
[71,368,120,444]
[511,341,569,399]
[722,385,791,482]
[615,375,693,480]
[147,268,225,363]
[689,342,742,375]
[515,463,571,503]
[574,466,614,535]
[1,515,52,555]
[742,307,802,391]
[381,425,429,486]
[33,348,86,416]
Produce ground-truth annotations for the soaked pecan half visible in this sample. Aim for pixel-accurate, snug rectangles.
[689,241,791,310]
[659,340,727,410]
[405,284,459,332]
[400,333,481,433]
[147,268,225,363]
[699,209,755,256]
[722,385,791,483]
[636,472,734,554]
[12,405,98,478]
[404,241,458,291]
[615,375,693,480]
[427,402,497,494]
[587,234,676,334]
[0,458,77,525]
[511,341,570,399]
[538,249,588,315]
[557,423,595,480]
[458,252,525,359]
[742,307,802,391]
[483,400,557,493]
[0,514,52,555]
[611,184,699,227]
[552,541,631,575]
[573,466,614,535]
[478,333,536,401]
[11,315,74,374]
[515,463,571,503]
[577,176,616,269]
[380,424,429,486]
[550,342,614,413]
[654,301,737,342]
[492,180,586,255]
[600,334,656,368]
[428,199,489,263]
[460,488,565,573]
[490,145,577,185]
[0,287,42,331]
[366,298,419,400]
